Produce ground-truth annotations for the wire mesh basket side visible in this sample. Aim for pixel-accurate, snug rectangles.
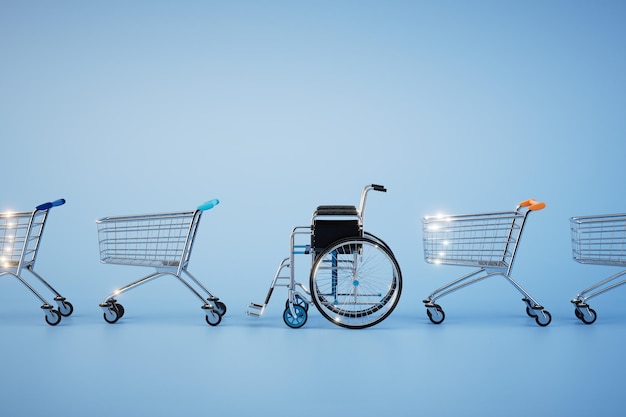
[97,211,198,268]
[422,211,524,268]
[0,210,45,268]
[571,214,626,266]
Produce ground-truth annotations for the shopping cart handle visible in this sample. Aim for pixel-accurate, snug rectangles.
[518,199,546,211]
[35,198,66,211]
[198,199,220,211]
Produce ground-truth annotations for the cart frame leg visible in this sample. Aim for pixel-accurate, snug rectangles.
[572,269,626,305]
[423,267,549,325]
[0,270,53,309]
[99,268,220,315]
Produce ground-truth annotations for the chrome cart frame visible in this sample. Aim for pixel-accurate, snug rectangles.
[0,199,73,325]
[97,199,225,326]
[248,184,402,329]
[570,213,626,324]
[422,199,551,326]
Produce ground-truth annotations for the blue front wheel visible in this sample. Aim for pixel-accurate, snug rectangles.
[283,305,307,329]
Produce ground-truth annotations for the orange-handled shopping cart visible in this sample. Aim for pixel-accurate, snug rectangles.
[422,199,551,326]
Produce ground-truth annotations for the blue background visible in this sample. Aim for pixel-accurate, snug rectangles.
[1,1,625,416]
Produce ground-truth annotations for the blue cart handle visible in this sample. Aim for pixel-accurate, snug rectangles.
[198,199,220,211]
[36,198,66,211]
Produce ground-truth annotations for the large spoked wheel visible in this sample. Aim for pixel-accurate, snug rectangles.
[310,236,402,329]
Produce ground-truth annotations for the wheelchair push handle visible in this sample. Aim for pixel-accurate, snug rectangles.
[359,184,387,220]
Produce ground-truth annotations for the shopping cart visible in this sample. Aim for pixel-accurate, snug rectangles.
[0,199,73,325]
[97,199,226,326]
[570,213,626,324]
[247,184,402,329]
[421,199,551,326]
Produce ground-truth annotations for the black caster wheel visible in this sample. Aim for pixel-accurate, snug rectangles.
[45,309,62,326]
[205,310,222,326]
[534,310,551,327]
[426,304,445,324]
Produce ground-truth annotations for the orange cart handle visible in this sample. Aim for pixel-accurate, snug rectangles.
[518,198,546,211]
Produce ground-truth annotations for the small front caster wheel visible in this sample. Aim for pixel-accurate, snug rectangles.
[103,305,121,324]
[525,306,538,317]
[213,301,227,316]
[205,310,222,326]
[535,310,552,327]
[426,304,445,325]
[574,308,583,320]
[58,300,74,317]
[45,309,62,326]
[283,305,307,329]
[113,303,125,319]
[579,307,597,325]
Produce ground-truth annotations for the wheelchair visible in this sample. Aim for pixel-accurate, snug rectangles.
[248,184,402,329]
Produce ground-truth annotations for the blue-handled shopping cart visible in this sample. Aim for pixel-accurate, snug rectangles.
[0,199,73,325]
[97,199,226,326]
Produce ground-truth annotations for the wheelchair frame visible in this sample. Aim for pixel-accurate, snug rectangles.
[248,184,402,329]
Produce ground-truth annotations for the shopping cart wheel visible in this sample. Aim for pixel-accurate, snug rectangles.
[58,300,74,317]
[525,306,538,318]
[285,295,309,311]
[205,310,222,326]
[114,303,125,319]
[426,304,445,324]
[214,301,227,316]
[44,309,61,326]
[576,306,597,325]
[534,310,551,327]
[283,305,307,329]
[103,305,122,324]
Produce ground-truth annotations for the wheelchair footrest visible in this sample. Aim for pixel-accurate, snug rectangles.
[247,302,265,317]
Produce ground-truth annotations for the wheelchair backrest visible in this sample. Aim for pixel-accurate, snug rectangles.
[311,205,362,255]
